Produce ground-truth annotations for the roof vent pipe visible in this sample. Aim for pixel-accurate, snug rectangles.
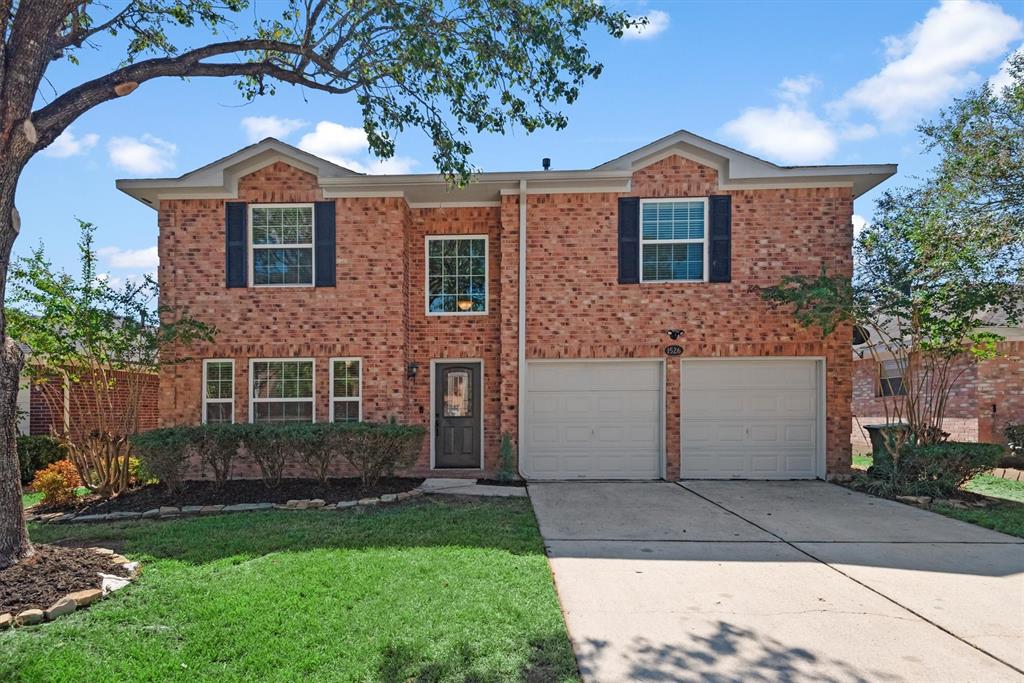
[541,158,551,171]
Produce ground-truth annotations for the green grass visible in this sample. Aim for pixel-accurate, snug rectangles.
[852,453,872,471]
[22,487,91,509]
[932,504,1024,538]
[963,473,1024,504]
[1,498,577,682]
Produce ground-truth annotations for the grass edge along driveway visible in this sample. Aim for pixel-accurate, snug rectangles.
[2,497,578,683]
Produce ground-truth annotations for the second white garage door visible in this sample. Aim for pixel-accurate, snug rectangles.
[524,361,662,479]
[681,359,822,479]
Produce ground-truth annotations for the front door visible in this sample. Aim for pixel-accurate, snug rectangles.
[434,362,482,468]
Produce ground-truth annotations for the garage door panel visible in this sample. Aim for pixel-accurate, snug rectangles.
[525,361,662,479]
[682,360,820,480]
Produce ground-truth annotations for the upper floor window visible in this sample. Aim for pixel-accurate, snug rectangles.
[640,198,707,282]
[250,359,315,422]
[250,205,314,286]
[426,236,487,315]
[878,359,907,397]
[203,359,234,424]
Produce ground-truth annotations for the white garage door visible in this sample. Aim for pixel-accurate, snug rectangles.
[524,361,662,479]
[681,359,821,479]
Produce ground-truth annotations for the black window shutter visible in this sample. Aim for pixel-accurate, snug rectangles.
[225,202,247,288]
[708,195,732,283]
[618,197,640,284]
[314,201,336,287]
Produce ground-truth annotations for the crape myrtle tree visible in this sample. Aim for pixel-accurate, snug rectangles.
[761,53,1024,458]
[8,221,214,497]
[0,0,638,567]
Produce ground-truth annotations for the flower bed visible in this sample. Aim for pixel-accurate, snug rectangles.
[0,545,138,628]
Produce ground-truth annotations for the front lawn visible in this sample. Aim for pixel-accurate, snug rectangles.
[1,498,577,682]
[853,454,1024,539]
[21,486,89,509]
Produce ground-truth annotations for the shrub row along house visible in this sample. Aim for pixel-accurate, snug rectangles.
[118,131,895,481]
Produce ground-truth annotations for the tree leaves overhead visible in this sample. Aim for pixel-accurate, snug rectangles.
[35,0,638,181]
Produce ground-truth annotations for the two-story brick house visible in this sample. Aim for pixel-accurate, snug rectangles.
[118,130,895,481]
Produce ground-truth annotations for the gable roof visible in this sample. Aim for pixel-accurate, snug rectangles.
[116,138,360,206]
[595,129,896,199]
[117,129,897,208]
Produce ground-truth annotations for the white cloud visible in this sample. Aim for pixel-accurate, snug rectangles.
[989,44,1022,94]
[241,116,306,143]
[44,130,99,158]
[108,134,176,174]
[835,0,1022,127]
[852,214,868,237]
[98,245,159,270]
[723,105,837,164]
[623,9,669,40]
[776,75,820,104]
[297,121,418,174]
[839,123,878,141]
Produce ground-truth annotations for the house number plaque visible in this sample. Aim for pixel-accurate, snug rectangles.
[664,345,683,356]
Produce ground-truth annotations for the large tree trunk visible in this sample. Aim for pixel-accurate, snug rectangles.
[0,186,28,568]
[0,335,27,568]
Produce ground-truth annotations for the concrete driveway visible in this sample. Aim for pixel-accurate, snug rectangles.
[529,481,1024,682]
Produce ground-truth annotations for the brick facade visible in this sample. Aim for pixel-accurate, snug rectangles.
[29,369,159,437]
[852,342,1024,451]
[157,154,856,480]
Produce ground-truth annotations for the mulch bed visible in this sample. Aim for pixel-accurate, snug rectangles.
[75,477,424,514]
[1,545,130,614]
[476,479,527,488]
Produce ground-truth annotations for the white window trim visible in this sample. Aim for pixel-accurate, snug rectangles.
[248,358,316,423]
[424,234,489,316]
[638,197,709,283]
[329,357,363,422]
[248,203,316,288]
[202,359,234,424]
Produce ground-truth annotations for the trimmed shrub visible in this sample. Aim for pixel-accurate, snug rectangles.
[1004,424,1024,468]
[17,435,66,485]
[859,441,1004,498]
[338,422,425,488]
[497,433,517,482]
[30,459,81,508]
[130,426,194,493]
[241,422,310,489]
[300,424,338,484]
[195,423,245,486]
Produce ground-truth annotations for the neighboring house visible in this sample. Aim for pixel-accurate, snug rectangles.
[15,344,159,438]
[118,131,895,481]
[851,320,1024,452]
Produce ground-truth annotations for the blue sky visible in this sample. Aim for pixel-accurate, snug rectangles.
[17,0,1023,284]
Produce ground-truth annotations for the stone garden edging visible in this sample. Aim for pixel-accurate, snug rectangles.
[1,547,140,630]
[26,487,426,525]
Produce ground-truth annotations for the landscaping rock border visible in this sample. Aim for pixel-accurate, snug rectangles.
[26,487,427,525]
[0,547,140,630]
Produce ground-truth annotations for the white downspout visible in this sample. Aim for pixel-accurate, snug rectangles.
[517,179,528,478]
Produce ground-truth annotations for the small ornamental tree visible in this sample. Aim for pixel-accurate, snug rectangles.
[7,222,215,497]
[762,55,1024,457]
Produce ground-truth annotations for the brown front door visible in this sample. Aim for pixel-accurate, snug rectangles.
[434,362,482,468]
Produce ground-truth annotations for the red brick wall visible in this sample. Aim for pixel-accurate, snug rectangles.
[159,154,856,479]
[978,341,1024,445]
[851,343,1024,449]
[30,369,159,437]
[521,156,854,478]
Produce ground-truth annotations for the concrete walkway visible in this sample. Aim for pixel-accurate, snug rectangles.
[418,477,527,497]
[530,481,1024,682]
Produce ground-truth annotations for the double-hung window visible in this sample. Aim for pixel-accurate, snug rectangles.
[640,198,708,282]
[426,236,488,314]
[250,205,314,286]
[878,359,907,397]
[250,359,315,422]
[202,359,234,424]
[330,358,362,422]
